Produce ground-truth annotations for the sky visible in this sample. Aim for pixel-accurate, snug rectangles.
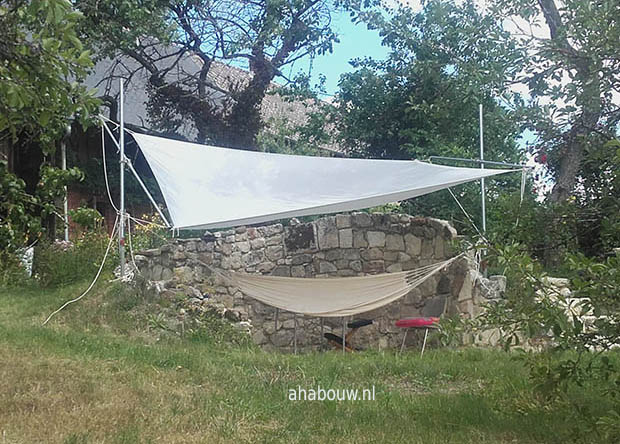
[285,11,389,97]
[281,4,548,190]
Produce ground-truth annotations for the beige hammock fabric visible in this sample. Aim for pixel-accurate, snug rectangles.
[228,255,461,317]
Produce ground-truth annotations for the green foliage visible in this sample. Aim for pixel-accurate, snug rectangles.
[0,0,99,151]
[0,161,42,252]
[36,164,84,217]
[488,194,582,270]
[187,311,252,348]
[487,0,620,201]
[466,241,620,437]
[34,230,111,287]
[572,138,620,256]
[1,0,98,283]
[1,160,83,275]
[130,213,171,251]
[487,140,619,266]
[274,1,528,234]
[336,0,526,161]
[256,117,334,156]
[0,251,29,288]
[68,206,103,231]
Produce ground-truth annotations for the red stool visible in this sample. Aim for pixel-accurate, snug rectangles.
[396,317,439,356]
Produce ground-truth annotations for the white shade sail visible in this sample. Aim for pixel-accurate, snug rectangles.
[131,132,515,230]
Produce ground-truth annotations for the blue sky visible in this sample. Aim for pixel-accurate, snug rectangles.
[286,11,389,97]
[281,8,539,165]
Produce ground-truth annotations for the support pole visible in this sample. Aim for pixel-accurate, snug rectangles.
[124,158,171,228]
[479,104,487,277]
[342,317,346,354]
[119,80,126,278]
[320,318,324,352]
[293,313,297,355]
[61,137,69,242]
[421,328,429,358]
[479,104,486,234]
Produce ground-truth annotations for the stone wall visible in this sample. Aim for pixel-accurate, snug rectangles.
[136,213,489,352]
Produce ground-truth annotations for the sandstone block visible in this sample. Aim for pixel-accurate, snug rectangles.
[172,250,186,261]
[338,269,356,277]
[316,217,339,249]
[421,240,434,259]
[173,266,194,283]
[161,268,173,281]
[271,265,291,277]
[386,263,402,273]
[335,259,350,269]
[343,249,361,260]
[352,212,372,227]
[242,250,264,266]
[291,265,306,277]
[361,248,383,261]
[336,214,352,228]
[257,261,276,273]
[367,231,386,247]
[353,231,368,248]
[384,251,399,261]
[265,234,284,246]
[266,246,284,261]
[363,260,385,273]
[319,261,337,273]
[325,249,344,261]
[339,228,353,248]
[291,254,312,265]
[250,238,265,249]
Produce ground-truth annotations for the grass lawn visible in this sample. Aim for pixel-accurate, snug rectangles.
[0,277,616,443]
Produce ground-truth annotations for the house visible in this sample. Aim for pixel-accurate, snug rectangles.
[18,50,339,238]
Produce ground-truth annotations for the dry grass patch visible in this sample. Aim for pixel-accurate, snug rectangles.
[0,345,244,443]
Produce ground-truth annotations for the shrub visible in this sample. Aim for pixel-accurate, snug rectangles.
[68,206,104,231]
[0,251,29,288]
[468,242,620,438]
[130,212,171,251]
[34,230,112,287]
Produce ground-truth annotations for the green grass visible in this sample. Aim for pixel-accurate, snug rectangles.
[0,277,617,443]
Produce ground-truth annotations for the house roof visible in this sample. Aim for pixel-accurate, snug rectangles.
[85,48,339,153]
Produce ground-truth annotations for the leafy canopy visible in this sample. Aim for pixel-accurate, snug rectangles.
[0,0,99,152]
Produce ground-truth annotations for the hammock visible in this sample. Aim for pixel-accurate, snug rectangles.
[226,255,461,317]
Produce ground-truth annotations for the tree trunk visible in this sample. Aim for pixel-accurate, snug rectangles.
[537,0,603,202]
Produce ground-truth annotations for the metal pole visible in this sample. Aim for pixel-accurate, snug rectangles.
[119,80,125,278]
[61,138,69,242]
[320,318,324,352]
[293,313,297,355]
[421,328,429,358]
[479,104,486,234]
[124,158,171,228]
[342,317,346,354]
[428,156,532,170]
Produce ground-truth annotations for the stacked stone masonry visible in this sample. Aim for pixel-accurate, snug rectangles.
[136,213,493,352]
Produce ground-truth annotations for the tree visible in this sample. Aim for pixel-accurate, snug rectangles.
[0,0,98,253]
[489,0,620,202]
[303,1,528,232]
[0,0,98,151]
[76,0,342,149]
